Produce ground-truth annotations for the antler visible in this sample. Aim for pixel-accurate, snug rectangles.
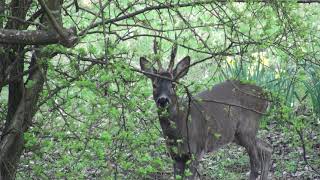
[153,38,163,71]
[168,42,178,72]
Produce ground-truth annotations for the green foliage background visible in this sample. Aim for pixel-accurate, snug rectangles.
[1,0,319,179]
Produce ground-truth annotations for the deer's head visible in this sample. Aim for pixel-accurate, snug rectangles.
[140,43,193,178]
[140,45,190,109]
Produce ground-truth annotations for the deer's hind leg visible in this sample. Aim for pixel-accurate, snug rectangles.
[234,132,261,180]
[257,138,272,180]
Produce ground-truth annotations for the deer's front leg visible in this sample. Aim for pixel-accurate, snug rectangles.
[173,158,186,179]
[173,153,195,179]
[174,156,200,180]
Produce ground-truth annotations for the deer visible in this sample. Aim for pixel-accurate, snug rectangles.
[139,44,272,180]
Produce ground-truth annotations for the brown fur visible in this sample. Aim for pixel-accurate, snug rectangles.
[140,56,272,180]
[173,80,272,180]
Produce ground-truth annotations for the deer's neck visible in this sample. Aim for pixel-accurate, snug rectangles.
[158,96,191,163]
[158,96,185,147]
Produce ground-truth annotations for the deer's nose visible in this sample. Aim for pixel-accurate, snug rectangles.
[157,96,170,108]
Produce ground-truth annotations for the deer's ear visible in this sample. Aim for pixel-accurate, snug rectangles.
[173,56,190,80]
[140,57,156,79]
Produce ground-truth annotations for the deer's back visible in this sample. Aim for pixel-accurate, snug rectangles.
[197,80,267,109]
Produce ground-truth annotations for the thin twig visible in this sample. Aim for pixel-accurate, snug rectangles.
[296,128,320,175]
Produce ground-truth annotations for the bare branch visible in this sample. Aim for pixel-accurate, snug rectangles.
[79,0,320,36]
[0,28,76,46]
[37,0,78,47]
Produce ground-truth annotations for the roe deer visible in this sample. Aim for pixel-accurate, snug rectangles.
[140,50,272,180]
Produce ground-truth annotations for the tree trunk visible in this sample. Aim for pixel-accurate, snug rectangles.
[0,0,6,94]
[0,0,70,179]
